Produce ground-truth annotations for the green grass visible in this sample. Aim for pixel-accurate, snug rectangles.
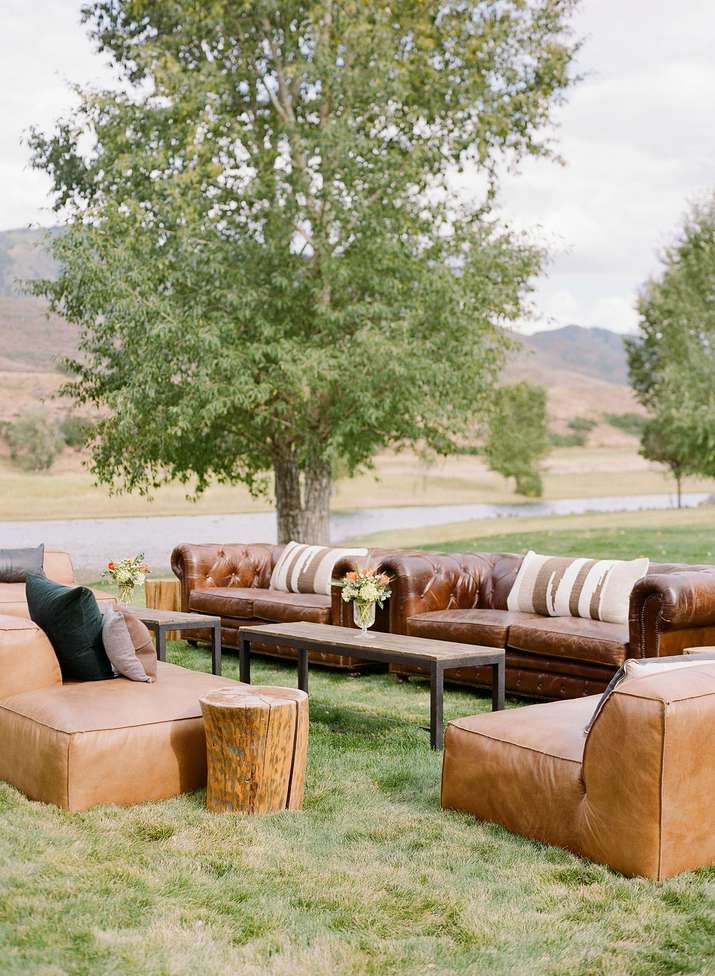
[1,642,714,976]
[425,520,715,564]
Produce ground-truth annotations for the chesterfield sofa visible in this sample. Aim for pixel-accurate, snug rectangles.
[171,542,385,669]
[441,657,715,879]
[171,542,715,699]
[378,550,715,698]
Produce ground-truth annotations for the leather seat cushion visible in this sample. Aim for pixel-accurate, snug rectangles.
[253,590,332,625]
[441,696,595,851]
[407,608,541,648]
[508,617,629,668]
[0,662,247,810]
[189,586,259,619]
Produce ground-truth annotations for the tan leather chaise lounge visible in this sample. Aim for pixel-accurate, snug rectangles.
[377,550,715,699]
[0,585,246,811]
[171,542,381,669]
[441,661,715,879]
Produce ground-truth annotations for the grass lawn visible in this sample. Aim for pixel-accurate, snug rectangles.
[1,639,714,976]
[357,505,715,565]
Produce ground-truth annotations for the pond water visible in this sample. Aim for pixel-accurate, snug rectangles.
[0,491,708,577]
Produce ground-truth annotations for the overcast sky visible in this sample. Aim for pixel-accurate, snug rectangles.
[1,0,713,334]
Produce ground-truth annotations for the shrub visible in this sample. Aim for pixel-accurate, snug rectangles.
[4,410,65,471]
[604,412,646,436]
[60,413,94,449]
[567,417,597,434]
[550,431,585,448]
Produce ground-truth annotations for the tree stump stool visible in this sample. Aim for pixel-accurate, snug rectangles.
[144,578,181,639]
[199,686,308,814]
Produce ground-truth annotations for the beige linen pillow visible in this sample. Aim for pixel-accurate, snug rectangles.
[270,541,368,596]
[102,606,156,682]
[507,551,649,625]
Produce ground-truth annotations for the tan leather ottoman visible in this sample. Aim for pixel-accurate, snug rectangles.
[0,662,246,811]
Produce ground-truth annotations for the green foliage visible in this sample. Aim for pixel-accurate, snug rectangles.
[484,382,550,496]
[626,192,715,498]
[567,416,597,434]
[29,0,578,539]
[604,412,646,436]
[59,413,94,449]
[4,410,64,471]
[550,430,585,448]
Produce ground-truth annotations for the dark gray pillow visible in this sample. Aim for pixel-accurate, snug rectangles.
[0,545,44,583]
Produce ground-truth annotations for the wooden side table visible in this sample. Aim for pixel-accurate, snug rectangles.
[200,686,308,814]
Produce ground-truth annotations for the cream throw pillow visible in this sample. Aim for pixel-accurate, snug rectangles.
[270,541,368,596]
[507,551,649,625]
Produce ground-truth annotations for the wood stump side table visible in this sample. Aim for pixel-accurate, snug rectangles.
[199,686,308,814]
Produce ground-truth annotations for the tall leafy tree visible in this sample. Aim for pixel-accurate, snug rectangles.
[484,381,550,497]
[30,0,578,542]
[626,193,715,502]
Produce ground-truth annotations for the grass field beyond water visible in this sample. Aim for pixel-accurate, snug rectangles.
[1,525,715,974]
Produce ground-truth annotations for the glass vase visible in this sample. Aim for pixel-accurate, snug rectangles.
[117,583,135,608]
[353,600,376,637]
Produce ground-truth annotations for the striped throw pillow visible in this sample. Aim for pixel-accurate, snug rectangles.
[270,541,368,596]
[507,551,649,625]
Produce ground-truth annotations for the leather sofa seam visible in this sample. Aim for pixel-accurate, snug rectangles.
[0,704,203,736]
[446,722,582,764]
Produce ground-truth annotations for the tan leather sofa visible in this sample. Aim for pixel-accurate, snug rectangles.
[441,660,715,879]
[377,550,715,699]
[0,555,247,810]
[0,548,114,619]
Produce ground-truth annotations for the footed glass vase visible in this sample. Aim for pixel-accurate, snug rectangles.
[117,583,136,608]
[353,600,376,637]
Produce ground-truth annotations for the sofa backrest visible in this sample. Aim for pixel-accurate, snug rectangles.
[580,660,715,879]
[0,617,62,699]
[43,549,75,585]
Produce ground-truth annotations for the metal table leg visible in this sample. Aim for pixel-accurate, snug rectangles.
[297,646,309,693]
[211,622,222,676]
[492,659,505,711]
[156,626,167,663]
[430,662,444,750]
[239,636,251,684]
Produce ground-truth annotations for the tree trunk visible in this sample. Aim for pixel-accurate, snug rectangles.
[675,471,682,509]
[273,456,332,544]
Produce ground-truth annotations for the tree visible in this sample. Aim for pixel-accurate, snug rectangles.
[484,382,550,497]
[30,1,578,543]
[626,193,715,502]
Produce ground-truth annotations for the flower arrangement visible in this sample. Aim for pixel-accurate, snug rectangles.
[103,553,150,606]
[337,568,391,635]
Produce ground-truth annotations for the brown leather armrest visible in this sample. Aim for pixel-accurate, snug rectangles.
[170,543,283,612]
[629,571,715,657]
[374,551,481,635]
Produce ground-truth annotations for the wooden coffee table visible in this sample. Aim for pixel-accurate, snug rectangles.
[136,608,222,675]
[238,621,505,750]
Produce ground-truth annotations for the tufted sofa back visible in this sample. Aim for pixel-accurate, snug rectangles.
[171,543,286,612]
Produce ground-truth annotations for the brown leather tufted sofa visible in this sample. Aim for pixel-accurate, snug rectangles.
[376,550,715,699]
[171,543,386,669]
[441,658,715,878]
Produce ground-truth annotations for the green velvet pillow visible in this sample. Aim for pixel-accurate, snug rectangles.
[25,574,114,682]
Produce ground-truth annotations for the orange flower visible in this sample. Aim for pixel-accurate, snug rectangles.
[345,571,358,581]
[107,562,115,571]
[379,574,390,586]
